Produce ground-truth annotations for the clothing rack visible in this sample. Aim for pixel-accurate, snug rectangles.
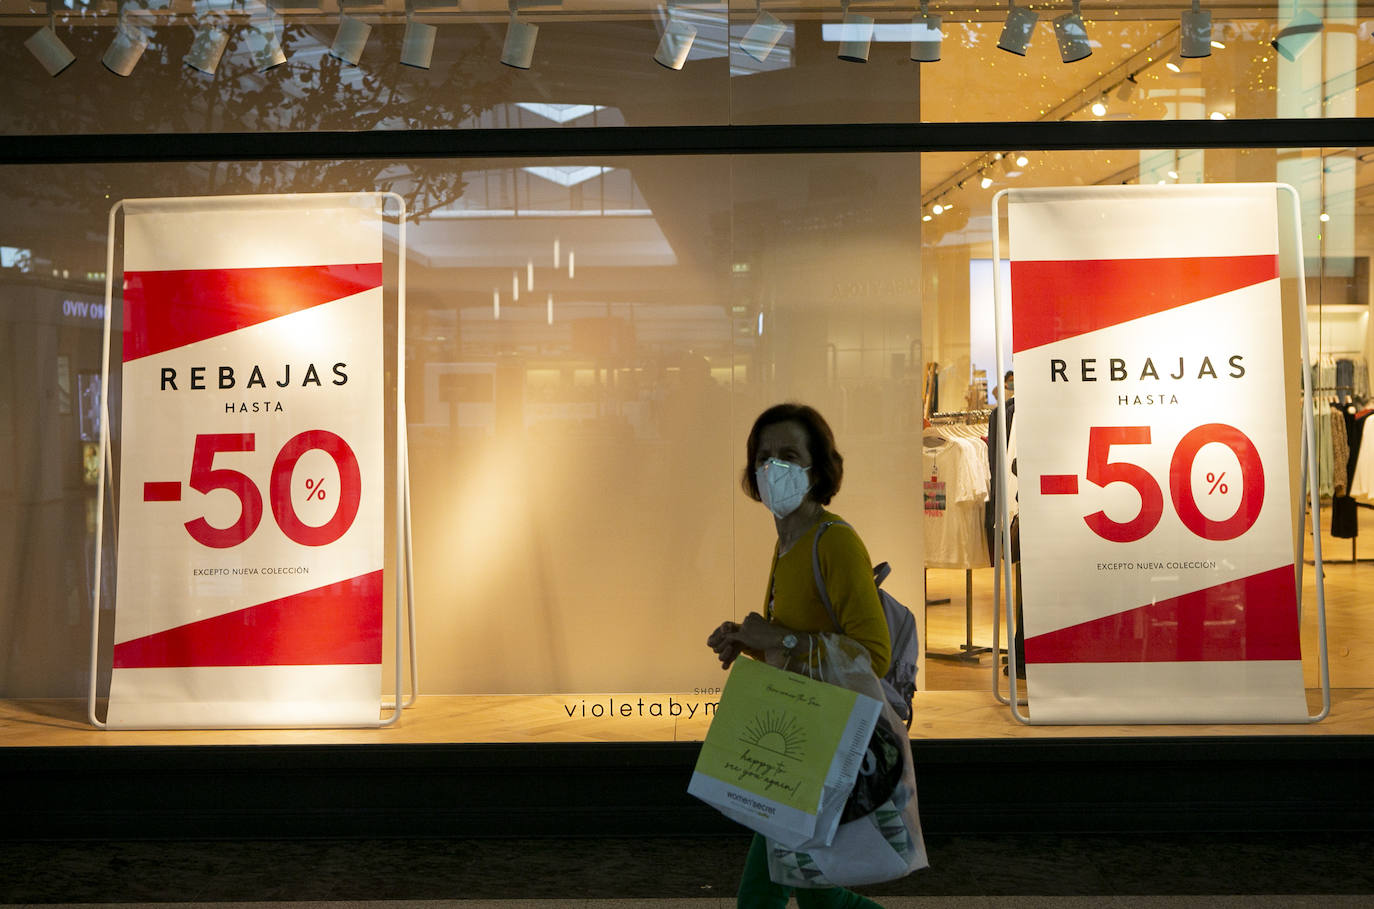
[925,567,996,664]
[929,409,992,423]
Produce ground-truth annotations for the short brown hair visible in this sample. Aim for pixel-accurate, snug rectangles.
[740,403,844,506]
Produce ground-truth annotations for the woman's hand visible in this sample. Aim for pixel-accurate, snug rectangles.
[706,613,794,670]
[707,620,743,669]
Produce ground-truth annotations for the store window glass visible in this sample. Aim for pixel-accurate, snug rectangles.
[5,146,1371,743]
[7,4,1366,136]
[922,7,1372,123]
[0,152,927,742]
[2,8,916,135]
[920,146,1374,726]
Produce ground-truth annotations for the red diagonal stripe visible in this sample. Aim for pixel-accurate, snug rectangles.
[122,263,383,361]
[112,570,382,668]
[1010,254,1278,353]
[1024,564,1299,663]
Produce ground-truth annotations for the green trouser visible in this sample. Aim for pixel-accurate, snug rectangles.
[736,833,884,909]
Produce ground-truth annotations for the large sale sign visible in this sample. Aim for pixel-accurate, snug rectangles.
[1006,184,1307,723]
[107,196,386,728]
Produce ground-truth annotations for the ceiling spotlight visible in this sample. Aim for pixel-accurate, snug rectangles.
[1165,57,1182,72]
[502,10,538,68]
[1053,0,1091,63]
[1180,0,1211,57]
[1167,169,1179,179]
[1272,8,1321,61]
[922,214,933,222]
[740,4,786,63]
[102,13,148,76]
[932,203,945,215]
[1209,110,1226,119]
[836,2,874,63]
[401,13,437,68]
[1090,96,1107,116]
[1115,75,1136,101]
[997,0,1038,56]
[653,3,698,70]
[330,13,371,65]
[184,21,229,74]
[910,0,942,62]
[1014,153,1028,167]
[25,24,75,76]
[980,175,993,189]
[1210,39,1225,49]
[246,12,286,71]
[1319,212,1331,222]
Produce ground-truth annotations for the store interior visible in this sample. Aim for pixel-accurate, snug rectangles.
[1,0,1372,742]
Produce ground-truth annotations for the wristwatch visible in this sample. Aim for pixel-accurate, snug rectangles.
[780,632,798,653]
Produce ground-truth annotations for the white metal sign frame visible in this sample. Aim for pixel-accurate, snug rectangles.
[989,182,1330,725]
[88,191,417,730]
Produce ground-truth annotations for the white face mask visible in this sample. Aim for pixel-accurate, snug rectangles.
[756,458,811,519]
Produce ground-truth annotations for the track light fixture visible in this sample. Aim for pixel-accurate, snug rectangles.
[184,17,230,73]
[980,175,994,189]
[910,0,942,62]
[102,6,148,76]
[997,0,1037,56]
[1053,0,1091,63]
[1272,7,1321,61]
[653,2,698,70]
[330,11,371,65]
[1115,74,1136,101]
[401,9,436,68]
[502,8,538,68]
[1179,0,1212,58]
[740,1,786,63]
[246,8,287,71]
[836,1,874,63]
[26,9,75,77]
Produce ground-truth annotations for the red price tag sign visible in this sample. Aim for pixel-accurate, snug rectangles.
[172,430,363,549]
[1042,422,1266,544]
[1002,185,1306,724]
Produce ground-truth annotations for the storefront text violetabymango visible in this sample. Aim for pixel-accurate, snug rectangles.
[562,697,718,720]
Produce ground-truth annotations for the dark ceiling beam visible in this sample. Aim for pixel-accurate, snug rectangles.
[3,119,1372,165]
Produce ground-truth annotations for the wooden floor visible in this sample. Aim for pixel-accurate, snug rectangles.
[3,685,1372,747]
[3,507,1370,748]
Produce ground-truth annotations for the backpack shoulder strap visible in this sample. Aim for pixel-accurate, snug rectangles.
[810,520,846,634]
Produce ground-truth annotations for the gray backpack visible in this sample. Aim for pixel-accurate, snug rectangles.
[811,521,919,728]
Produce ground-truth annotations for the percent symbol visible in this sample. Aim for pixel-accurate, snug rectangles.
[304,477,328,501]
[1205,471,1228,495]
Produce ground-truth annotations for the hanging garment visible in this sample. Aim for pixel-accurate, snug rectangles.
[1331,407,1348,498]
[1332,408,1370,538]
[1352,420,1374,502]
[923,437,990,569]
